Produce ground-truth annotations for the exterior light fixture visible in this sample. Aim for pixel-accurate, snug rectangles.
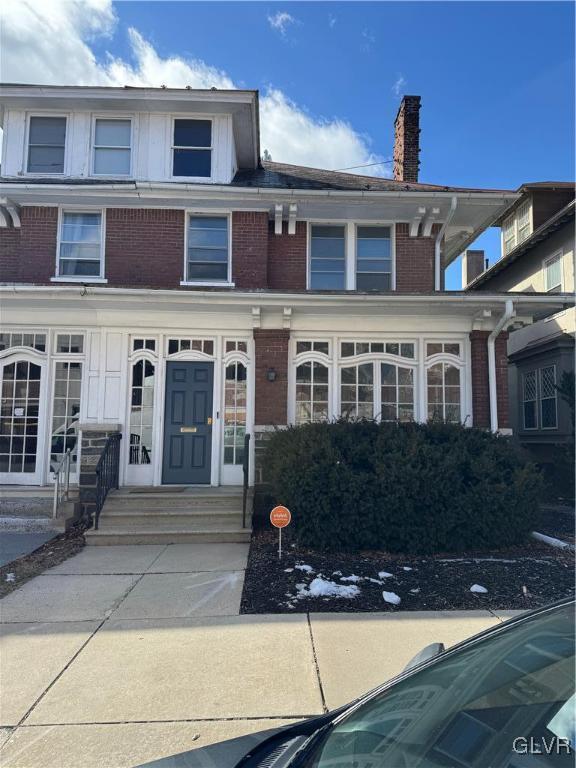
[267,368,277,382]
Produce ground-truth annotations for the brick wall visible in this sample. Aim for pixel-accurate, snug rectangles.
[232,211,269,289]
[268,220,307,290]
[105,208,185,288]
[470,330,509,429]
[395,223,436,292]
[253,329,290,425]
[0,207,58,283]
[0,225,21,281]
[393,95,421,183]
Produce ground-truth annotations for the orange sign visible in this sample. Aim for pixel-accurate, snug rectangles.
[270,505,291,528]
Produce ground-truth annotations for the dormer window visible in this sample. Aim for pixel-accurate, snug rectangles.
[172,119,212,178]
[502,199,532,255]
[93,118,131,175]
[27,116,66,174]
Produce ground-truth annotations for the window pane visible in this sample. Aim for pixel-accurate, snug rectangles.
[29,116,66,145]
[173,119,211,147]
[357,273,391,291]
[28,146,65,173]
[94,148,131,175]
[59,260,101,276]
[95,119,131,147]
[357,239,391,259]
[524,401,537,429]
[187,263,228,281]
[310,272,346,290]
[310,238,346,259]
[173,149,211,177]
[188,228,228,248]
[187,247,228,263]
[545,256,562,291]
[60,244,101,260]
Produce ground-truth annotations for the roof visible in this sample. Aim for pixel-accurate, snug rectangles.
[494,181,575,225]
[466,200,575,291]
[232,161,513,193]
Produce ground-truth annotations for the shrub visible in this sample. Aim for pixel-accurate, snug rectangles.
[264,420,542,554]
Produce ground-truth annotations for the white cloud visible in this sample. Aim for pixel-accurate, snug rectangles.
[392,74,407,97]
[328,14,337,29]
[267,11,296,36]
[1,0,388,176]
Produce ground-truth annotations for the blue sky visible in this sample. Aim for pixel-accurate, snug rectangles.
[4,1,574,288]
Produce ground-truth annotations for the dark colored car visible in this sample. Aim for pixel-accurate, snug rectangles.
[139,599,575,768]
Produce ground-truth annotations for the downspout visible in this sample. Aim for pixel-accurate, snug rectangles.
[434,195,458,291]
[488,299,515,433]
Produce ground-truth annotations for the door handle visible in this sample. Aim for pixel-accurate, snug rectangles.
[207,417,213,425]
[180,426,197,433]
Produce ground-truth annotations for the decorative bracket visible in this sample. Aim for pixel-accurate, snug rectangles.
[409,207,426,237]
[251,306,261,329]
[274,204,283,235]
[283,307,292,329]
[422,207,440,237]
[0,197,21,228]
[288,204,297,235]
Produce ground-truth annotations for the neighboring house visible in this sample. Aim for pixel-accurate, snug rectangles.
[464,183,575,465]
[0,85,570,492]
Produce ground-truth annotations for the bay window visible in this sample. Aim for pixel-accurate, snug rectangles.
[381,364,414,422]
[341,363,374,419]
[295,361,329,424]
[427,363,461,422]
[539,366,557,429]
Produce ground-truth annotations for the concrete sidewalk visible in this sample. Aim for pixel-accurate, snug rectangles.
[0,543,522,768]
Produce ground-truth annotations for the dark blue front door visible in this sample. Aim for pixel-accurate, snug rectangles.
[162,362,213,484]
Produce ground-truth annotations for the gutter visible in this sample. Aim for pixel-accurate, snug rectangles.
[488,299,515,432]
[434,196,458,290]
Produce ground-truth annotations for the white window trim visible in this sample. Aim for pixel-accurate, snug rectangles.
[307,221,396,291]
[170,115,214,182]
[424,356,466,424]
[522,370,538,431]
[52,207,107,283]
[539,364,558,431]
[543,250,564,293]
[90,114,134,178]
[181,210,233,286]
[24,112,69,176]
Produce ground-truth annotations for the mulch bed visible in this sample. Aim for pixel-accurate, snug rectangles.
[240,529,574,614]
[533,506,575,545]
[0,527,86,599]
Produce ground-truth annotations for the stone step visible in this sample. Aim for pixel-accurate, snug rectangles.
[104,495,248,512]
[85,528,251,545]
[96,514,249,530]
[101,507,245,518]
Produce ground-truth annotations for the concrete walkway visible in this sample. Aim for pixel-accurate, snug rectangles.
[0,543,522,768]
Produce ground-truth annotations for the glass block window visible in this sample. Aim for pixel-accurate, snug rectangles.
[187,216,229,282]
[224,362,247,464]
[426,342,461,358]
[129,359,154,464]
[0,361,41,473]
[381,364,415,422]
[503,214,516,256]
[310,225,346,290]
[295,340,330,356]
[93,119,131,175]
[341,363,374,419]
[132,338,156,352]
[27,116,66,173]
[341,341,414,359]
[167,338,214,356]
[539,366,557,429]
[427,363,461,422]
[544,253,563,293]
[356,226,392,291]
[517,201,532,244]
[0,333,46,352]
[173,119,212,178]
[59,212,102,277]
[295,362,329,424]
[51,361,82,473]
[523,371,537,429]
[225,340,248,354]
[56,334,84,354]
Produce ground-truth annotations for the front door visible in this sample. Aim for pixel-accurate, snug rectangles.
[162,361,213,484]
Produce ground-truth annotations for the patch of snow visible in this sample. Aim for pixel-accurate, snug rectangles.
[378,571,394,579]
[296,577,360,599]
[332,570,342,576]
[382,591,401,605]
[340,574,361,582]
[284,568,294,573]
[532,531,572,550]
[402,567,413,571]
[5,573,15,582]
[366,577,384,585]
[410,588,420,594]
[295,564,314,573]
[470,584,488,594]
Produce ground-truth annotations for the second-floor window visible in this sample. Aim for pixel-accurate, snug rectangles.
[173,119,212,178]
[27,116,66,174]
[310,225,346,289]
[58,211,103,278]
[356,226,392,291]
[93,118,131,175]
[544,251,563,292]
[186,215,229,282]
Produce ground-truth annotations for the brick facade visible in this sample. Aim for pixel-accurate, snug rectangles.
[253,328,290,425]
[1,206,58,284]
[470,330,509,429]
[395,223,436,292]
[232,211,269,288]
[268,220,307,290]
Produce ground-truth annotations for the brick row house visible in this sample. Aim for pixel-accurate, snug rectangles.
[0,85,570,495]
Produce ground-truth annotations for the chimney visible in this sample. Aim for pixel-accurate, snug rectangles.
[462,250,487,287]
[393,95,421,183]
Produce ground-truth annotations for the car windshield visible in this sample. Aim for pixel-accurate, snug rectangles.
[304,602,575,768]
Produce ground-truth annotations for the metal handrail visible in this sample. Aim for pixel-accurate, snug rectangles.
[242,432,251,529]
[94,433,122,530]
[52,448,71,519]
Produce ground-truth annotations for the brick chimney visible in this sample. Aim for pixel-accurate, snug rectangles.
[462,249,487,287]
[393,95,421,183]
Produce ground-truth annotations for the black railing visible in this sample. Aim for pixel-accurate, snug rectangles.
[94,433,122,530]
[242,432,251,529]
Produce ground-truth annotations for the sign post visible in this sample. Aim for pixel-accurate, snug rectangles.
[270,505,291,559]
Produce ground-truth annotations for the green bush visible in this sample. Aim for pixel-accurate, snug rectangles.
[264,420,542,554]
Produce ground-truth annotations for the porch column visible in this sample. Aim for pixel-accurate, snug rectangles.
[78,423,121,523]
[469,331,510,430]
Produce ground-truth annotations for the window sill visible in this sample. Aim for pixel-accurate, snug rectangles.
[51,277,108,284]
[180,281,235,288]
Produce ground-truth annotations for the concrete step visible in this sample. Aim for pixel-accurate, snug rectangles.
[104,496,247,512]
[101,507,245,518]
[85,528,252,545]
[96,514,250,530]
